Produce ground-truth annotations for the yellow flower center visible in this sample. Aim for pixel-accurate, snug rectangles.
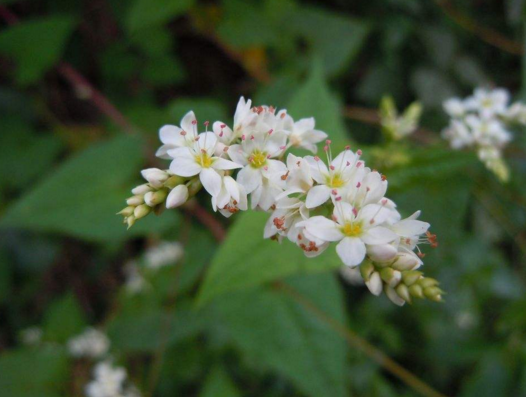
[327,174,345,188]
[482,98,493,108]
[342,222,362,237]
[195,152,213,168]
[250,150,268,168]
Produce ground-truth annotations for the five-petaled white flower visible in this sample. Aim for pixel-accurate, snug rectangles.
[169,132,241,197]
[287,117,327,153]
[299,201,397,267]
[156,111,199,159]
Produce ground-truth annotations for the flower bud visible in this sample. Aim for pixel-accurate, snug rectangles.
[134,204,151,219]
[423,286,443,302]
[391,253,421,271]
[164,175,186,189]
[380,268,401,287]
[408,284,424,299]
[402,270,423,286]
[418,277,439,289]
[395,283,411,304]
[359,261,375,282]
[144,189,168,207]
[385,286,405,306]
[367,244,398,263]
[127,195,144,206]
[187,178,202,196]
[126,215,136,229]
[117,206,135,217]
[141,168,169,188]
[365,272,382,296]
[132,183,151,195]
[166,185,189,209]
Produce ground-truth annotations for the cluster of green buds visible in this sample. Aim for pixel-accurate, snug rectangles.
[360,253,444,306]
[379,95,422,141]
[118,168,201,228]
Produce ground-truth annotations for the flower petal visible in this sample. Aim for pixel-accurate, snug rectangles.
[392,219,430,237]
[169,157,201,177]
[301,216,343,242]
[237,166,262,194]
[361,226,398,245]
[212,157,242,170]
[159,125,183,144]
[336,237,366,267]
[200,168,222,197]
[305,185,331,208]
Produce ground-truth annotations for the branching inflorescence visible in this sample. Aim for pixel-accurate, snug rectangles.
[119,97,442,306]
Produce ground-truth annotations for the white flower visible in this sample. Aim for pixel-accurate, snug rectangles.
[166,185,189,208]
[287,117,327,153]
[156,111,199,159]
[442,119,474,149]
[505,102,526,125]
[465,115,511,148]
[345,169,389,212]
[443,97,467,118]
[233,96,258,136]
[169,132,241,197]
[299,201,397,267]
[277,153,314,199]
[123,262,147,294]
[212,176,248,217]
[140,168,169,188]
[144,242,183,270]
[68,328,110,359]
[465,88,510,119]
[85,361,140,397]
[264,197,308,241]
[228,129,287,210]
[303,147,362,209]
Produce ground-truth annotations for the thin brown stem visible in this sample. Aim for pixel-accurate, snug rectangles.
[434,0,523,56]
[274,281,449,397]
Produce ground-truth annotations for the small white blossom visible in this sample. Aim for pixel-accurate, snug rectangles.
[68,328,110,359]
[85,361,140,397]
[156,111,199,159]
[144,242,183,270]
[287,117,327,153]
[123,262,147,294]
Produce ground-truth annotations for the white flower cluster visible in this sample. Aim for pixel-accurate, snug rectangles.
[121,97,441,304]
[85,361,141,397]
[442,87,526,181]
[67,327,110,359]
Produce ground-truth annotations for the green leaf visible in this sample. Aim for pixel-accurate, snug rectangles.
[126,0,194,33]
[0,16,76,84]
[0,135,179,243]
[200,367,241,397]
[198,211,342,306]
[0,346,69,397]
[288,7,370,76]
[216,273,348,397]
[43,293,86,343]
[288,61,350,151]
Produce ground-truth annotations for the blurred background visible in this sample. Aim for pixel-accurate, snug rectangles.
[0,0,525,396]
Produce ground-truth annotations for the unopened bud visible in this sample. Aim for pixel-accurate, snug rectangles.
[127,195,144,206]
[359,261,375,281]
[402,270,423,286]
[380,268,401,287]
[395,283,411,304]
[423,286,443,302]
[166,185,189,208]
[367,244,398,263]
[365,271,382,296]
[118,206,134,217]
[126,215,136,229]
[385,285,405,306]
[187,178,202,196]
[164,175,186,189]
[132,183,151,195]
[141,168,169,188]
[408,284,424,299]
[134,204,151,219]
[144,189,168,207]
[391,253,420,271]
[418,277,439,289]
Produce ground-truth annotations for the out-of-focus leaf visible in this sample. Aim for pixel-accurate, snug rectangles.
[126,0,194,32]
[254,73,300,108]
[288,7,370,76]
[0,346,69,397]
[0,135,180,242]
[200,367,241,397]
[216,273,348,397]
[0,16,76,84]
[43,293,86,343]
[288,61,349,151]
[217,0,279,48]
[453,57,490,87]
[142,54,185,85]
[460,351,512,397]
[0,249,11,304]
[420,26,456,69]
[108,305,208,353]
[198,211,342,305]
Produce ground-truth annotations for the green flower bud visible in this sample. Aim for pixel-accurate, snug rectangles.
[395,283,412,304]
[117,206,134,217]
[187,178,202,196]
[418,278,439,289]
[134,204,151,220]
[402,270,423,286]
[380,268,401,287]
[164,175,186,189]
[408,284,424,299]
[360,261,375,282]
[144,189,168,207]
[127,195,144,206]
[126,215,136,229]
[423,286,443,302]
